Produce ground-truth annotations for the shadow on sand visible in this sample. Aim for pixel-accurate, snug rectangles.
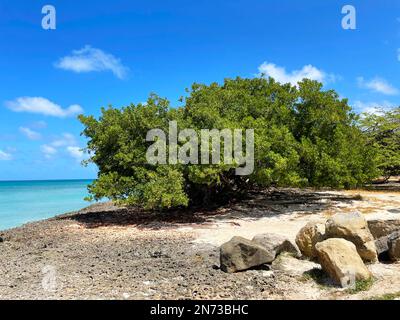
[57,188,363,230]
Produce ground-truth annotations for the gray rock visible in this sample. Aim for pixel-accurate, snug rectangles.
[220,236,275,273]
[388,230,400,241]
[271,252,320,276]
[375,236,389,255]
[368,219,400,239]
[252,233,301,258]
[388,231,400,261]
[373,230,400,261]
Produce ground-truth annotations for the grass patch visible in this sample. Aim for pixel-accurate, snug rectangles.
[347,278,374,294]
[368,292,400,300]
[301,269,375,293]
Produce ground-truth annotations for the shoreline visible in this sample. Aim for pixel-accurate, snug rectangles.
[3,183,400,234]
[0,179,96,231]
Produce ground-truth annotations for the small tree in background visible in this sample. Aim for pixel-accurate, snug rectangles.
[360,107,400,181]
[79,77,379,210]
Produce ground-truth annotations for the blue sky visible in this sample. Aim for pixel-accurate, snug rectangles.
[1,0,400,180]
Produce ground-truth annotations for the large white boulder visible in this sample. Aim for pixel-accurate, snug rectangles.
[325,212,378,263]
[315,238,372,288]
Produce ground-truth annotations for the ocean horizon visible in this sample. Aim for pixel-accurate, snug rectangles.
[0,179,96,231]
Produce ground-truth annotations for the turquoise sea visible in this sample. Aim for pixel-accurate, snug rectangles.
[0,179,94,231]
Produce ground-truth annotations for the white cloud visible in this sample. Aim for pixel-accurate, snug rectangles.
[50,133,76,148]
[55,45,129,79]
[19,127,42,140]
[40,133,85,161]
[353,100,396,115]
[40,144,57,158]
[357,77,398,95]
[66,146,84,161]
[0,150,12,161]
[258,62,334,85]
[5,97,83,118]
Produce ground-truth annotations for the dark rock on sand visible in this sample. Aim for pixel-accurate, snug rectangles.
[368,219,400,239]
[388,231,400,262]
[375,236,390,256]
[373,231,400,261]
[220,236,275,273]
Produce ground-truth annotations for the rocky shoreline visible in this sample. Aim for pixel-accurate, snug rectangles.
[0,202,280,299]
[0,188,400,300]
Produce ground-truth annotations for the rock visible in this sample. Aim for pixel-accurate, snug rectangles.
[325,212,378,263]
[373,231,400,261]
[220,236,275,273]
[252,233,301,258]
[388,231,400,261]
[375,236,390,255]
[0,236,3,243]
[368,219,400,239]
[315,238,372,287]
[271,252,321,276]
[295,222,326,258]
[360,241,379,263]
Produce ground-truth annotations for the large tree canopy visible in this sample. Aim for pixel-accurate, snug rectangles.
[79,77,379,210]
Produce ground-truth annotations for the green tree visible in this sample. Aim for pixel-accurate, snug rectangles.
[79,77,379,210]
[359,107,400,181]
